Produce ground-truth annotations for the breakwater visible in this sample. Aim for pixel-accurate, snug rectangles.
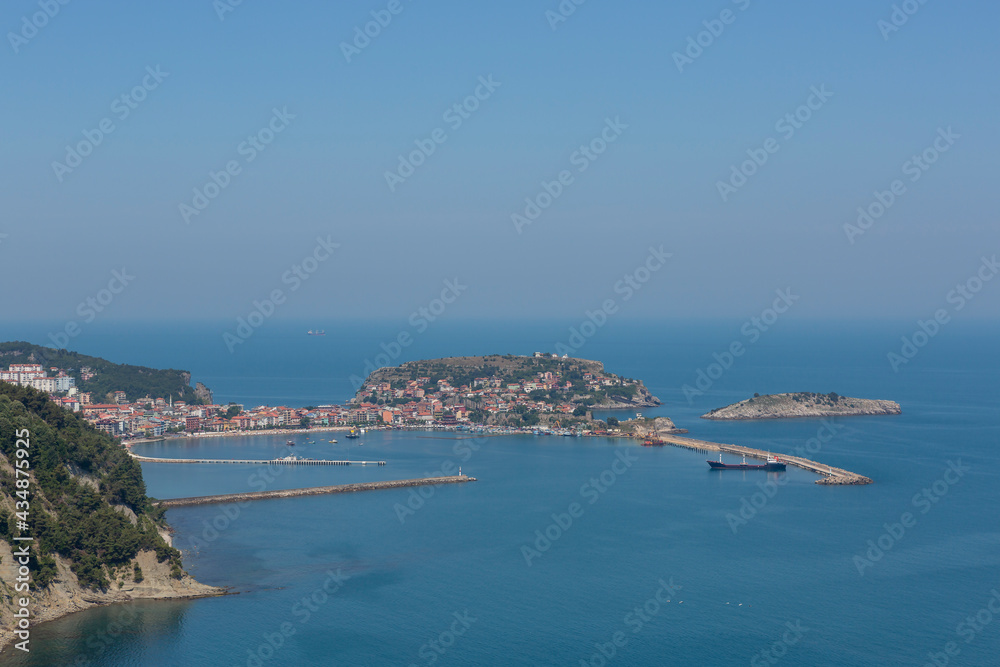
[155,475,477,508]
[129,453,385,466]
[653,434,872,485]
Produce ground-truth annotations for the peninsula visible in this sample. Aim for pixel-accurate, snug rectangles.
[353,354,661,428]
[702,392,901,421]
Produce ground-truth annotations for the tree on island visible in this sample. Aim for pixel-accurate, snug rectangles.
[607,416,619,427]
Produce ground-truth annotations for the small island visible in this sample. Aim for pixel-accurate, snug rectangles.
[702,392,901,421]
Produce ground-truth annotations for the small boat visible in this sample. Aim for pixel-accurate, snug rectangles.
[642,437,665,447]
[345,430,359,439]
[285,440,295,446]
[307,330,326,336]
[707,453,786,471]
[329,439,338,443]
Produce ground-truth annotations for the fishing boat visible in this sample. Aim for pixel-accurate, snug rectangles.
[285,439,295,446]
[707,453,786,471]
[345,430,359,439]
[329,438,338,443]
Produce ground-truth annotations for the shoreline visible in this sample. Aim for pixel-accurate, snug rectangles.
[701,411,901,421]
[123,424,355,447]
[0,589,230,656]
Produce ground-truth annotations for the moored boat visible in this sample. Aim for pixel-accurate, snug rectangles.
[707,453,785,471]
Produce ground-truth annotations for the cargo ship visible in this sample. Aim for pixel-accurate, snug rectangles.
[707,453,786,471]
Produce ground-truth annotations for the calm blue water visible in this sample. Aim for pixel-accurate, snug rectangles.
[2,320,999,666]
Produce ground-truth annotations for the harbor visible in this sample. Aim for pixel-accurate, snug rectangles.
[154,475,476,508]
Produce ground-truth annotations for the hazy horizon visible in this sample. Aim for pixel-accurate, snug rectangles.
[3,0,998,324]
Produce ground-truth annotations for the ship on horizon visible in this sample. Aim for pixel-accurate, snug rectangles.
[707,453,786,471]
[307,330,326,336]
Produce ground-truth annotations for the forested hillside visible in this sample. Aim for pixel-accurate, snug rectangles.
[0,341,206,404]
[0,383,182,590]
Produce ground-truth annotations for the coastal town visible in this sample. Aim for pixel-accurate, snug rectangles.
[0,355,660,439]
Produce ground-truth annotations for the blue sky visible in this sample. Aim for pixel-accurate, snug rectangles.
[2,0,998,323]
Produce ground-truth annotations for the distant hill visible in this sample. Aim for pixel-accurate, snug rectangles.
[703,392,901,420]
[0,341,210,405]
[0,382,220,650]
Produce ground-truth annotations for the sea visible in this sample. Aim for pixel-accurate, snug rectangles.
[1,318,998,666]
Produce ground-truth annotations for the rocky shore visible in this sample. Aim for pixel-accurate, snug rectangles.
[702,392,901,421]
[624,416,685,437]
[0,546,224,653]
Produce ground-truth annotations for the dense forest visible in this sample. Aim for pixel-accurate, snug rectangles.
[0,341,205,405]
[0,383,183,590]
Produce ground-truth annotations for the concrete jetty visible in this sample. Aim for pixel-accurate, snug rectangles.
[653,434,872,485]
[155,475,477,508]
[129,452,385,466]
